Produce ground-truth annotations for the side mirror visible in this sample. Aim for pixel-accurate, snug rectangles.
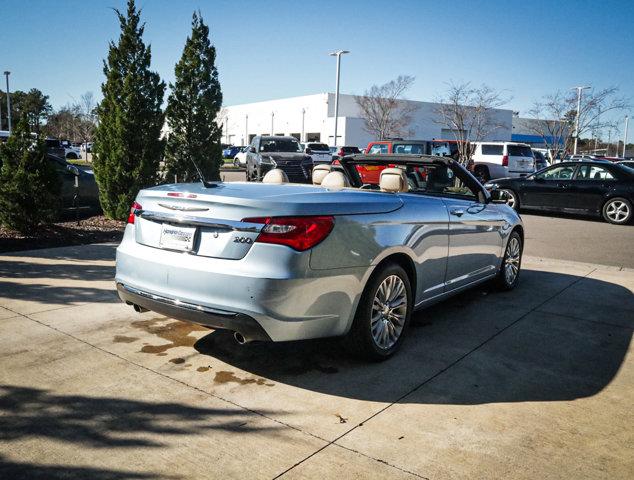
[248,146,256,153]
[305,148,312,155]
[67,164,80,176]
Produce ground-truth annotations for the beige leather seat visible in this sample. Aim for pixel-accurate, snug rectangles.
[262,168,289,184]
[312,164,332,185]
[379,168,409,193]
[321,171,350,189]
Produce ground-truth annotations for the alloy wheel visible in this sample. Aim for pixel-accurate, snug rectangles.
[504,236,521,285]
[371,275,407,350]
[605,200,630,223]
[503,190,517,209]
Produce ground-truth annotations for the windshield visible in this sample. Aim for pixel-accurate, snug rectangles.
[508,145,533,157]
[392,144,428,154]
[260,138,302,153]
[307,143,329,151]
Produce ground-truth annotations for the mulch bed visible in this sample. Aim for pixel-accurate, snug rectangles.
[0,215,125,253]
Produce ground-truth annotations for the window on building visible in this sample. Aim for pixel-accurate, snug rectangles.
[306,133,321,142]
[248,134,256,143]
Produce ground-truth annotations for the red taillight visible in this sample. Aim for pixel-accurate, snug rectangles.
[242,216,334,251]
[502,155,509,167]
[332,159,341,165]
[127,201,142,224]
[338,148,344,157]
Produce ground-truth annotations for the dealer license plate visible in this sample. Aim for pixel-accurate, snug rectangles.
[159,224,196,252]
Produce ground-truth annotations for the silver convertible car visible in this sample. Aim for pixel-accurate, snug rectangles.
[116,155,524,360]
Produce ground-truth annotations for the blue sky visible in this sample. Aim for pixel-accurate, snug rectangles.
[1,0,633,125]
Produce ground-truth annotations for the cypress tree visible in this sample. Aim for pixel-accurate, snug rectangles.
[164,11,223,183]
[0,118,61,232]
[93,0,165,220]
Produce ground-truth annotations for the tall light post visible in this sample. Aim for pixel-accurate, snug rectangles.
[245,114,248,146]
[572,85,591,155]
[4,71,12,133]
[623,115,629,158]
[271,111,274,135]
[329,50,349,148]
[301,108,306,142]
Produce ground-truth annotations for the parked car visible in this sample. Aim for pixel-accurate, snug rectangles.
[471,142,535,182]
[336,146,361,158]
[80,142,93,153]
[47,154,100,212]
[44,138,67,158]
[222,145,241,159]
[245,135,312,183]
[431,139,461,159]
[359,140,433,183]
[63,143,82,160]
[531,148,549,171]
[484,160,634,224]
[116,154,523,360]
[233,146,248,167]
[303,142,332,164]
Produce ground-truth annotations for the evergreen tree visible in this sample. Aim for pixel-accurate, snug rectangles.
[164,11,223,183]
[93,0,165,220]
[0,118,61,232]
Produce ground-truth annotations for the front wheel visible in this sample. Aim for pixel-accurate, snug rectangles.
[494,230,523,291]
[345,262,412,360]
[602,197,632,225]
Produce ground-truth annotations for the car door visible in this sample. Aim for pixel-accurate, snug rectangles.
[571,164,618,214]
[428,164,505,291]
[520,164,578,209]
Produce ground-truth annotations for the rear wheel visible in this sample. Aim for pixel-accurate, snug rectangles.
[345,262,412,360]
[494,230,523,291]
[602,197,632,224]
[501,189,519,210]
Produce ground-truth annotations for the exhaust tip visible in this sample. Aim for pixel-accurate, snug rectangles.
[233,332,246,345]
[133,304,148,313]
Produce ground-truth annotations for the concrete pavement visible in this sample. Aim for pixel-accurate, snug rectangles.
[0,244,632,479]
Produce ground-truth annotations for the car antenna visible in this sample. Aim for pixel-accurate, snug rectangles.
[189,156,213,188]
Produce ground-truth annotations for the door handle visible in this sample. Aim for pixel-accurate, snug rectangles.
[450,209,465,217]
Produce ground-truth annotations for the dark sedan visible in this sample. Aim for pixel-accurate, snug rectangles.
[48,155,101,213]
[485,161,634,224]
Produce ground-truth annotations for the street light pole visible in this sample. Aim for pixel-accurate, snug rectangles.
[329,50,349,148]
[4,71,12,133]
[271,111,274,135]
[301,108,305,142]
[572,85,590,155]
[245,114,248,146]
[623,115,629,158]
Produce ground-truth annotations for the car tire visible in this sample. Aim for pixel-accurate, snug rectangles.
[602,197,632,225]
[344,262,412,361]
[474,165,490,183]
[494,230,523,291]
[501,189,520,211]
[66,153,78,160]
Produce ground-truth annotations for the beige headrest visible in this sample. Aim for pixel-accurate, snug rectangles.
[262,168,289,184]
[380,168,409,193]
[321,171,350,189]
[312,164,332,185]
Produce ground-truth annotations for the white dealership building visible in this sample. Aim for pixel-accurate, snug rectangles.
[220,92,521,148]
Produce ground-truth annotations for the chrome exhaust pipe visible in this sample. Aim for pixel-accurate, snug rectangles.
[133,304,148,313]
[233,332,247,345]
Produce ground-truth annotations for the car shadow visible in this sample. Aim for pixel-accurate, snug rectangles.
[194,269,632,405]
[522,209,634,226]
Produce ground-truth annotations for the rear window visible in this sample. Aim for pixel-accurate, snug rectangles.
[393,144,427,154]
[341,146,360,154]
[481,144,504,155]
[368,144,389,154]
[307,143,329,151]
[507,145,533,157]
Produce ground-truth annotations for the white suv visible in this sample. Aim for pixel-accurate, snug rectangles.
[303,142,333,164]
[471,142,535,181]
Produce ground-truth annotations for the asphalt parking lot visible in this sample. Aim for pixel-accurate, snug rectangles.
[0,241,632,479]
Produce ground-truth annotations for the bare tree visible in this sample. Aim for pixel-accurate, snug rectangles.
[75,92,97,156]
[355,75,419,140]
[526,87,628,160]
[433,82,509,166]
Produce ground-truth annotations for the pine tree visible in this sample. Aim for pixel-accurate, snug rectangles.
[0,118,61,232]
[164,11,223,183]
[93,0,165,220]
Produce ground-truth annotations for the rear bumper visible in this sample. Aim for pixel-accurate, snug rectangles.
[115,226,369,342]
[117,283,271,342]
